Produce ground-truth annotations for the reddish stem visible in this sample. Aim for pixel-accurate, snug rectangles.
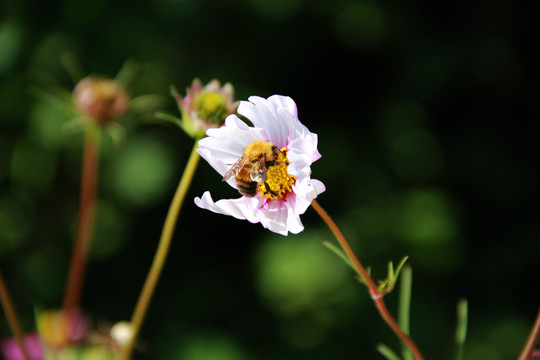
[63,129,99,310]
[0,270,30,360]
[311,200,424,360]
[518,308,540,360]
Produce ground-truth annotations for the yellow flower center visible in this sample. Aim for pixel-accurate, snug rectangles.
[259,148,297,200]
[195,91,228,124]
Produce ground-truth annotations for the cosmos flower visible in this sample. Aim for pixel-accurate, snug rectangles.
[194,95,325,235]
[36,308,90,350]
[172,78,239,138]
[0,333,43,360]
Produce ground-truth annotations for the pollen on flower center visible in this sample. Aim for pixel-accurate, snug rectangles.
[259,148,297,200]
[195,91,228,124]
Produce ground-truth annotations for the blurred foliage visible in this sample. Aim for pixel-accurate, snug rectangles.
[0,0,537,359]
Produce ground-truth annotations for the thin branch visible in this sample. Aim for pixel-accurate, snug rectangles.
[63,127,100,310]
[120,138,202,360]
[0,270,30,360]
[517,308,540,360]
[311,200,424,360]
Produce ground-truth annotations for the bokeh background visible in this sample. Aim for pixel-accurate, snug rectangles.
[0,0,537,359]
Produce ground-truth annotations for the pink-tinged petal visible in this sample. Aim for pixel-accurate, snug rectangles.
[191,78,203,92]
[194,191,260,223]
[239,96,290,148]
[286,214,304,234]
[1,333,43,360]
[292,178,325,212]
[287,147,313,180]
[267,95,298,118]
[288,132,320,160]
[174,78,239,138]
[256,201,290,235]
[205,79,221,92]
[221,83,235,103]
[283,195,305,234]
[308,179,326,197]
[268,96,315,144]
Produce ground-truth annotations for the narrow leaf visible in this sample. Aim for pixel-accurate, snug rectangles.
[130,94,168,112]
[394,256,409,282]
[376,343,402,360]
[455,298,468,360]
[115,59,139,89]
[60,51,85,84]
[388,260,395,282]
[155,112,182,126]
[321,241,359,276]
[399,265,414,360]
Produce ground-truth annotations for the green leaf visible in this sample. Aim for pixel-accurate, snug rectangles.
[321,241,359,275]
[130,94,168,112]
[115,58,139,89]
[59,51,85,84]
[379,256,409,294]
[377,343,403,360]
[155,111,182,126]
[390,256,409,290]
[388,260,395,281]
[455,298,468,360]
[105,122,125,148]
[28,85,76,118]
[399,265,414,360]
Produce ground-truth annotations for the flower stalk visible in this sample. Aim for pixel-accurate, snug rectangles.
[121,138,203,360]
[517,308,540,360]
[63,125,100,310]
[310,200,424,360]
[0,270,31,360]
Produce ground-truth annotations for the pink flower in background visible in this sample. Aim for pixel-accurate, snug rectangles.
[173,78,239,138]
[0,333,43,360]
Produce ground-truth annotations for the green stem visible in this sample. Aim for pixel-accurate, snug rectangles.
[63,125,100,310]
[121,139,202,360]
[311,200,424,360]
[0,270,30,360]
[399,266,414,360]
[454,298,468,360]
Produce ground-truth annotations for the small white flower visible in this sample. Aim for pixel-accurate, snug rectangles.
[194,95,325,235]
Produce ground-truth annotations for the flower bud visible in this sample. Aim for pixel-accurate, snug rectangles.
[36,308,90,350]
[173,78,239,138]
[73,77,130,125]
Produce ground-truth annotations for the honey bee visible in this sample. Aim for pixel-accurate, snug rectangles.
[223,140,282,197]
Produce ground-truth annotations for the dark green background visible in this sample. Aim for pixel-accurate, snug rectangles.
[0,0,537,359]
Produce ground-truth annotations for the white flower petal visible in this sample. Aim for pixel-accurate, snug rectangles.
[256,200,290,235]
[194,191,260,223]
[268,95,298,118]
[195,94,325,236]
[197,115,265,178]
[308,179,326,197]
[283,195,305,234]
[239,96,290,148]
[290,178,325,215]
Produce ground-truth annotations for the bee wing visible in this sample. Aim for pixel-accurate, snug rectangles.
[250,156,268,183]
[223,158,245,181]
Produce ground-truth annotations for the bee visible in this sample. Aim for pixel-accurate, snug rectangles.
[223,140,282,197]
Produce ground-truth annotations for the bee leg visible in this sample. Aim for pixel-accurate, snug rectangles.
[265,146,284,167]
[264,182,279,197]
[265,160,282,166]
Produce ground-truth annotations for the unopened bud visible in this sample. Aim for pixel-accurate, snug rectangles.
[73,77,130,125]
[172,78,239,138]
